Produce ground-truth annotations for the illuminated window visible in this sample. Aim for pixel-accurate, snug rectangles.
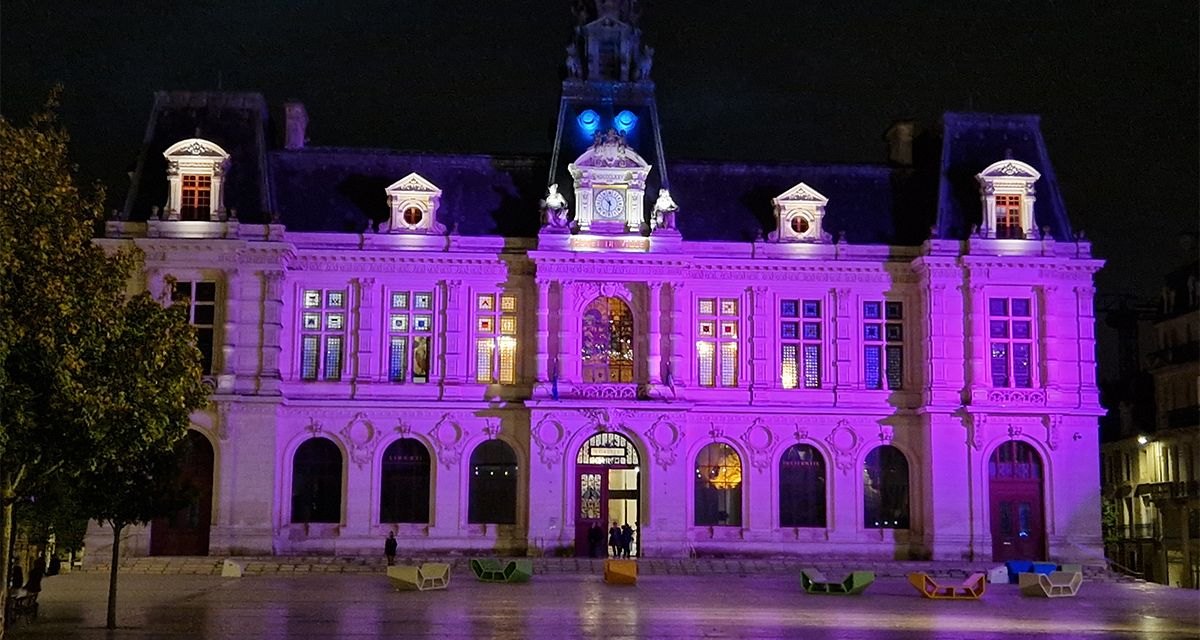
[180,175,212,221]
[995,194,1023,239]
[299,288,347,381]
[403,206,423,225]
[989,297,1034,388]
[694,443,742,526]
[863,445,909,529]
[697,298,739,387]
[475,293,518,384]
[387,290,433,383]
[863,301,903,390]
[781,299,821,389]
[172,281,217,375]
[582,296,633,383]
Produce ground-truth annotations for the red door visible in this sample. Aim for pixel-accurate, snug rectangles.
[575,465,607,557]
[150,431,214,556]
[989,441,1045,562]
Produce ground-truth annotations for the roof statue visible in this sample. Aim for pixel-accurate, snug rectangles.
[541,184,571,232]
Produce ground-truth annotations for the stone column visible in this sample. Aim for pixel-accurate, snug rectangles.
[648,281,664,385]
[832,287,854,397]
[669,282,689,390]
[561,281,582,383]
[258,270,286,395]
[354,277,377,384]
[967,283,989,400]
[442,280,463,386]
[749,286,769,392]
[1074,285,1100,407]
[536,278,553,383]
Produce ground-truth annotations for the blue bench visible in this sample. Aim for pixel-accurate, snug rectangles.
[1005,561,1056,584]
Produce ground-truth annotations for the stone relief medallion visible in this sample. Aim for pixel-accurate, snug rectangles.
[428,414,466,468]
[532,416,567,468]
[825,421,860,475]
[739,419,775,472]
[645,416,683,470]
[341,413,377,469]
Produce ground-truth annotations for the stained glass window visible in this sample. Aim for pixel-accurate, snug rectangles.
[299,288,347,381]
[803,345,820,388]
[989,297,1034,388]
[576,432,640,466]
[476,338,495,383]
[388,290,435,384]
[781,298,822,389]
[476,291,518,384]
[697,296,738,387]
[582,297,633,383]
[863,301,903,390]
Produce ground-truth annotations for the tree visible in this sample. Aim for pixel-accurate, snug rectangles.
[0,93,210,632]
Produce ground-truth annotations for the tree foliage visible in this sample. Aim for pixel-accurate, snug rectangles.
[0,91,211,631]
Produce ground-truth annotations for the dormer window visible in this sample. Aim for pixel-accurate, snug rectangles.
[380,173,446,235]
[163,138,230,222]
[770,182,832,243]
[976,159,1040,240]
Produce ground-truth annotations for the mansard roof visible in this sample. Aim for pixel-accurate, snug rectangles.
[123,91,272,223]
[269,148,546,236]
[936,112,1074,241]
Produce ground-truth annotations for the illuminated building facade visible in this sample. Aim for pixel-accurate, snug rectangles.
[96,2,1105,562]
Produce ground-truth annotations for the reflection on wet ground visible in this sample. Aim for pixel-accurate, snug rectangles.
[10,571,1200,639]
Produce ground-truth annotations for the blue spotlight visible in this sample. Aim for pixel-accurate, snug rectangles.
[614,110,638,134]
[577,109,601,133]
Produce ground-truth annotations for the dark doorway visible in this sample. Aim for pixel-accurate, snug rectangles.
[150,431,214,556]
[468,440,518,525]
[989,440,1046,561]
[379,438,431,524]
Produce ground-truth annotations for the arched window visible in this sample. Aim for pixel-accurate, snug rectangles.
[694,443,742,527]
[380,439,431,523]
[468,440,518,525]
[989,440,1043,479]
[582,297,634,383]
[779,444,826,528]
[863,445,909,529]
[291,438,342,523]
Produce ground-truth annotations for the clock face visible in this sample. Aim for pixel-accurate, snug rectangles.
[594,189,625,220]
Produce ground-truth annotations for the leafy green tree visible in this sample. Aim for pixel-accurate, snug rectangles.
[0,93,210,631]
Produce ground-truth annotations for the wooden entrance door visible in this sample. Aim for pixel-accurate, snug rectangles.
[150,431,213,556]
[989,441,1045,561]
[575,465,607,556]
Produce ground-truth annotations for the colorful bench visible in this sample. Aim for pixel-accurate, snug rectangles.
[604,559,637,585]
[907,572,987,600]
[387,563,450,591]
[1019,571,1082,598]
[799,568,875,595]
[470,558,533,583]
[1005,561,1056,584]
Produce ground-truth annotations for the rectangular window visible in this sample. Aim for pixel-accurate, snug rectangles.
[697,297,738,387]
[863,300,903,390]
[995,194,1023,239]
[299,287,347,381]
[989,297,1034,388]
[388,289,435,383]
[782,299,822,389]
[180,175,213,221]
[475,293,518,384]
[172,281,217,375]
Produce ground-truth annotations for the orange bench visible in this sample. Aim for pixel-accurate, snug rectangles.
[907,572,986,600]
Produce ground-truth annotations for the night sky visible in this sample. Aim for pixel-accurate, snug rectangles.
[4,0,1197,378]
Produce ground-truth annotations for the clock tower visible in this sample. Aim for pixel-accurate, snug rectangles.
[568,129,651,234]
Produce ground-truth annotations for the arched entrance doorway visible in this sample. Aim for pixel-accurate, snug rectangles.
[575,432,641,557]
[150,430,214,556]
[989,440,1046,561]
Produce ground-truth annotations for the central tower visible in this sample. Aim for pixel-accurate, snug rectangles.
[542,0,674,246]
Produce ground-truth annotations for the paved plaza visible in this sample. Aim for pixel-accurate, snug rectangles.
[9,561,1199,639]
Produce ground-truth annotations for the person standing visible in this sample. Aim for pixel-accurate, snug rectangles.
[608,522,621,558]
[620,523,634,559]
[384,531,398,566]
[587,523,604,558]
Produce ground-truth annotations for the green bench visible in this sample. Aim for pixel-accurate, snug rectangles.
[470,558,533,583]
[800,568,875,595]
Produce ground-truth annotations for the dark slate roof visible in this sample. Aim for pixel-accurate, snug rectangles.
[668,160,920,244]
[269,149,546,236]
[124,92,271,223]
[936,112,1074,241]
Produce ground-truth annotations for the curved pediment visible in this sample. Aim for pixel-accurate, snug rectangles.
[978,159,1041,181]
[571,131,649,169]
[164,138,230,159]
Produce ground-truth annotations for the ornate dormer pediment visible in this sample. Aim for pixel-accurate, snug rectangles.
[567,130,652,235]
[976,159,1040,239]
[380,172,447,235]
[769,182,832,243]
[162,138,230,221]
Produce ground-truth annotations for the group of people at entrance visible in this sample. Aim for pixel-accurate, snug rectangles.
[588,522,634,558]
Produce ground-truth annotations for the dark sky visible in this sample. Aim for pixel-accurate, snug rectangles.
[4,0,1198,376]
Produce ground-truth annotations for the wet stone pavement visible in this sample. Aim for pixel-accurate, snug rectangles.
[10,562,1199,639]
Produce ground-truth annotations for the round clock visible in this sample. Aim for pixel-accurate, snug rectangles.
[594,189,625,220]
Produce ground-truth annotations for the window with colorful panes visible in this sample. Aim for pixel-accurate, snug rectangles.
[300,288,347,381]
[696,297,739,387]
[386,291,434,383]
[475,292,518,384]
[989,297,1034,388]
[863,301,903,390]
[780,299,822,389]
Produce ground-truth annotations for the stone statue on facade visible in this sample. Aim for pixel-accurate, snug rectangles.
[636,46,654,81]
[652,188,678,230]
[566,44,582,78]
[541,184,571,232]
